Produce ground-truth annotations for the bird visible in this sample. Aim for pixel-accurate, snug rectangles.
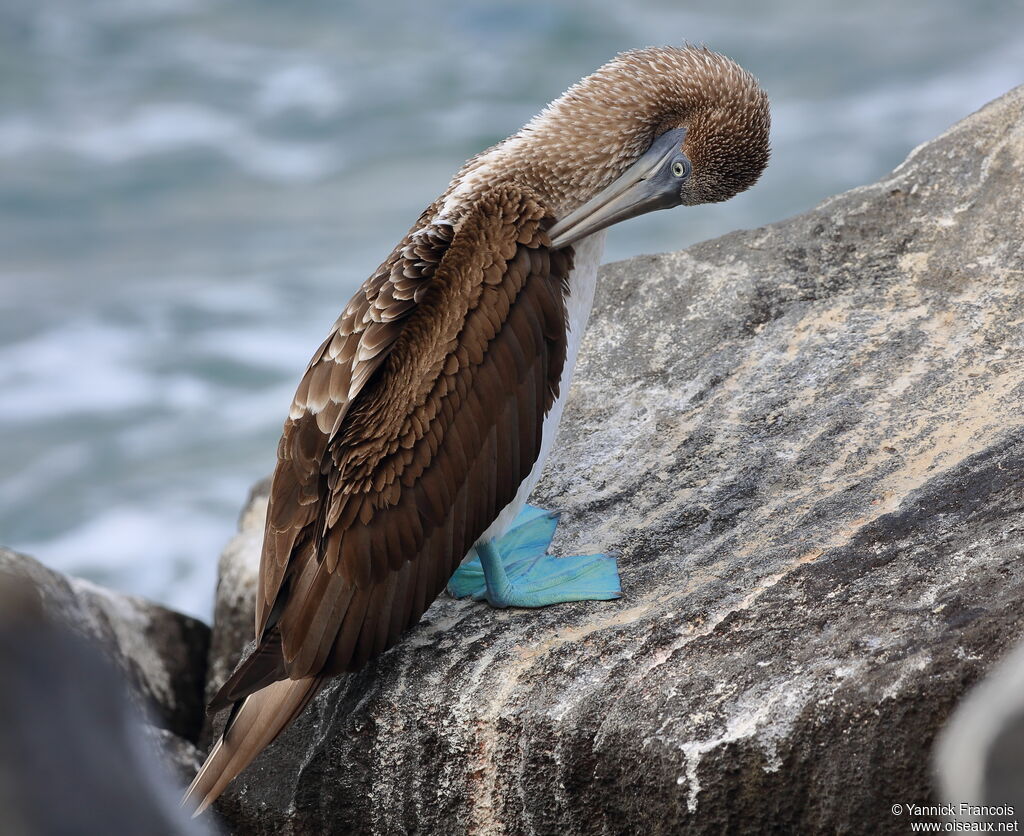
[184,44,770,814]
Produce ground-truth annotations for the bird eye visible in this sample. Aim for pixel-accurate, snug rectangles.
[671,160,689,178]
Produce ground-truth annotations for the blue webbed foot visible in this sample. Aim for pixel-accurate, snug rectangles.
[447,505,555,598]
[447,504,622,608]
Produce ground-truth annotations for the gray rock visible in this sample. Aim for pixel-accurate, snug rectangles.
[200,478,271,746]
[149,726,207,788]
[0,547,210,742]
[935,638,1024,823]
[203,85,1024,834]
[0,573,211,836]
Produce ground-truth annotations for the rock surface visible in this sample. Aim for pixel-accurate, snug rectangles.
[0,573,210,835]
[203,86,1024,834]
[0,547,210,741]
[150,725,208,789]
[936,637,1024,822]
[200,478,271,744]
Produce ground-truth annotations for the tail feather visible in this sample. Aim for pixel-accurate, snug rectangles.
[206,633,287,716]
[183,676,322,816]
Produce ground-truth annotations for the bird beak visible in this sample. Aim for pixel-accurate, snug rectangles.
[548,127,688,249]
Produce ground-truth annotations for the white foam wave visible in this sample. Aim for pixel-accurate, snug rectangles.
[0,103,343,183]
[19,502,233,621]
[0,320,171,421]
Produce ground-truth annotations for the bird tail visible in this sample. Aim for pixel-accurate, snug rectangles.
[183,676,322,816]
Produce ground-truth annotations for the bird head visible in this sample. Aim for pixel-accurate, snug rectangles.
[530,46,770,248]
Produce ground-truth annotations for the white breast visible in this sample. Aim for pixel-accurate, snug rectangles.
[475,230,607,548]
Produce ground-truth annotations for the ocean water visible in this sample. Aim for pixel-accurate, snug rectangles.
[2,0,1022,620]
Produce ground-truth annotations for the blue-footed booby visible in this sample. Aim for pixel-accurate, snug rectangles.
[185,45,770,812]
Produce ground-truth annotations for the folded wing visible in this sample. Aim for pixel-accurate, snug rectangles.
[215,185,573,710]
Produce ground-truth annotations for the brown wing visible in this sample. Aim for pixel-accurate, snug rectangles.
[254,201,453,637]
[213,184,572,707]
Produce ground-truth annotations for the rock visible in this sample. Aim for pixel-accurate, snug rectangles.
[203,85,1024,835]
[935,638,1024,823]
[0,547,210,742]
[149,725,208,789]
[0,574,211,835]
[199,478,271,744]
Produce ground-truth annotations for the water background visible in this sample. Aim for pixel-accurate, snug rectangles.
[2,0,1023,620]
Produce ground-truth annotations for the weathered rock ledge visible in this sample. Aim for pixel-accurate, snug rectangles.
[0,547,209,742]
[204,85,1024,834]
[0,571,210,835]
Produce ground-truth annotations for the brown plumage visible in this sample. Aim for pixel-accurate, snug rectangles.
[185,44,770,814]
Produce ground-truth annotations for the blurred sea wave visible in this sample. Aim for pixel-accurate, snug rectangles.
[2,0,1023,618]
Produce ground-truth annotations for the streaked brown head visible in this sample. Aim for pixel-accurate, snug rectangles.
[449,45,770,247]
[678,50,771,205]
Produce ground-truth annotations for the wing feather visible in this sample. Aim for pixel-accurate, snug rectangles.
[221,185,571,703]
